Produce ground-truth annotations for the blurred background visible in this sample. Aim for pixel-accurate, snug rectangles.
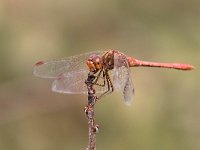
[0,0,199,150]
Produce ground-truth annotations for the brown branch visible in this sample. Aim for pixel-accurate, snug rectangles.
[85,72,99,150]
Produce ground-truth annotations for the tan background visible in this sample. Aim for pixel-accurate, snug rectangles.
[0,0,199,150]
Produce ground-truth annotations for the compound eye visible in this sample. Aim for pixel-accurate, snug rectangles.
[86,60,96,72]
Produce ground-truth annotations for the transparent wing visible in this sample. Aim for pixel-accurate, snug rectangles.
[113,52,134,105]
[33,51,107,94]
[33,51,104,79]
[52,69,108,94]
[52,69,88,94]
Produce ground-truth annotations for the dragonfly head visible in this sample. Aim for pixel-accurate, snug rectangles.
[87,54,103,73]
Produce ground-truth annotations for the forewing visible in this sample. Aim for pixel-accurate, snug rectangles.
[33,51,104,79]
[113,52,134,105]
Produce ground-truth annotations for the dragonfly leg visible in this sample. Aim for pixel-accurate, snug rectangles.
[85,69,104,86]
[93,69,102,84]
[93,69,106,87]
[97,70,113,100]
[106,71,114,92]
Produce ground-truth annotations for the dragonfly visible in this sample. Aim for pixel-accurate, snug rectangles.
[33,50,194,105]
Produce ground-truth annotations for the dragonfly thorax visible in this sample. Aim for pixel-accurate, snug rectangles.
[102,50,115,70]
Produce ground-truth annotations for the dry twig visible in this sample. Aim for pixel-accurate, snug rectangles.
[85,72,99,150]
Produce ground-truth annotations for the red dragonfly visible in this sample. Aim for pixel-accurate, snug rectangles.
[33,50,194,105]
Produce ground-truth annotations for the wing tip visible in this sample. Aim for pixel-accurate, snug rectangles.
[35,61,45,66]
[33,61,45,76]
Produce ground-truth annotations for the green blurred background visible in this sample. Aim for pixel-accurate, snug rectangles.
[0,0,199,150]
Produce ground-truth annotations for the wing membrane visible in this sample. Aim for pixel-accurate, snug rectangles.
[33,51,104,79]
[113,52,134,105]
[52,69,88,94]
[33,51,106,94]
[52,69,108,94]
